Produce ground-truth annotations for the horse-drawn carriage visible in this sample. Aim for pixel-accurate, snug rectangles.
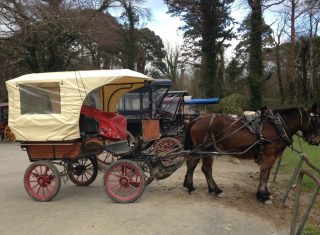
[6,69,320,206]
[6,70,161,202]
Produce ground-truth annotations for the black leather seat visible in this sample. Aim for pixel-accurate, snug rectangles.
[79,114,99,134]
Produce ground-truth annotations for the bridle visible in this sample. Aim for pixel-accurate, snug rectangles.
[298,108,320,145]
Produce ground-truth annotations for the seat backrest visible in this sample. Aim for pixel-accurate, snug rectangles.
[79,114,99,134]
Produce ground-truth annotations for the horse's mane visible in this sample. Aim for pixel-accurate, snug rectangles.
[272,107,300,115]
[184,117,201,150]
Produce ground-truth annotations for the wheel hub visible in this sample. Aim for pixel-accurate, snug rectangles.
[119,177,129,187]
[74,165,86,176]
[38,176,47,186]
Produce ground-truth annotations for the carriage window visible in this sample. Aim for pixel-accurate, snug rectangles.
[124,93,140,110]
[20,83,61,114]
[83,88,100,109]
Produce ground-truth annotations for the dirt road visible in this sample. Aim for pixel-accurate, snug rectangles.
[0,143,289,235]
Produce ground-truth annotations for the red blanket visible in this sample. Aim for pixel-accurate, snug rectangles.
[80,105,127,140]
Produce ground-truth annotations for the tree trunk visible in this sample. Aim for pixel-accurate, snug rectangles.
[276,43,284,104]
[289,0,297,103]
[248,0,263,109]
[201,0,219,98]
[126,3,136,70]
[300,39,309,103]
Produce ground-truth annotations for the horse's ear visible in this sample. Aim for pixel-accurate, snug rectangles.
[312,102,318,114]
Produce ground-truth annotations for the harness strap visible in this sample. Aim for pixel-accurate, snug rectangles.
[271,113,293,145]
[203,114,215,147]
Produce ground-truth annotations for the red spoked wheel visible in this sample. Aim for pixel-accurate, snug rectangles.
[67,156,98,186]
[103,160,145,203]
[97,150,119,168]
[24,161,61,202]
[154,137,184,167]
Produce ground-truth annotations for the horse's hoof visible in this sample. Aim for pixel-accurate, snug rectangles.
[264,199,272,205]
[216,192,224,198]
[188,187,195,193]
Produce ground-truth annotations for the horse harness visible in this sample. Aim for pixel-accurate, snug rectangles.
[202,107,293,165]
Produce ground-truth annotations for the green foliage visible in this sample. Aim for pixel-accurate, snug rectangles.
[164,0,235,97]
[207,93,249,114]
[262,98,286,109]
[137,28,166,75]
[225,58,243,81]
[303,225,320,235]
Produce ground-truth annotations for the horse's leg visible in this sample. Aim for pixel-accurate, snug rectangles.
[256,154,277,203]
[201,157,223,197]
[183,157,201,193]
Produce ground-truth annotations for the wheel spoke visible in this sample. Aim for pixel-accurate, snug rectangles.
[84,163,93,168]
[36,184,41,195]
[115,185,123,194]
[83,158,89,167]
[84,170,93,176]
[45,185,50,194]
[31,183,39,190]
[34,168,40,177]
[110,173,122,178]
[110,183,121,190]
[83,173,89,181]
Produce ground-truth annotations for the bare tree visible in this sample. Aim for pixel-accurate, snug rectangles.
[305,0,320,101]
[163,43,183,89]
[273,17,286,103]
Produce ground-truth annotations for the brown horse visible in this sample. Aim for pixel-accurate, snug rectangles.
[183,104,320,203]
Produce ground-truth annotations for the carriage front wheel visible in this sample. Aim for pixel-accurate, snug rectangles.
[24,161,61,202]
[103,160,145,203]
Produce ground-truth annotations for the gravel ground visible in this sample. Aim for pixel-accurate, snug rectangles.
[0,142,289,235]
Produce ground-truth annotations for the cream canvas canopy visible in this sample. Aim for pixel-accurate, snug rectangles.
[6,69,153,141]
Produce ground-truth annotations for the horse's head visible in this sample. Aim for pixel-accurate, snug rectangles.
[301,103,320,145]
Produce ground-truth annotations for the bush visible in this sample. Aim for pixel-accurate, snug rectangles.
[207,94,249,115]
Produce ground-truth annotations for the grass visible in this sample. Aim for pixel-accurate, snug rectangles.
[280,136,320,190]
[303,225,320,235]
[278,136,320,235]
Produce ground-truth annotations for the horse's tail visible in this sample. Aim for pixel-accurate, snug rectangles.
[184,118,199,150]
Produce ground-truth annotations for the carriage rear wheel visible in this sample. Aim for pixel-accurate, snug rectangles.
[67,156,98,186]
[97,151,119,168]
[103,160,145,203]
[154,137,184,167]
[24,161,61,202]
[4,126,15,143]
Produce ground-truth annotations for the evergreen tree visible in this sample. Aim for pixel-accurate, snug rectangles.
[164,0,235,97]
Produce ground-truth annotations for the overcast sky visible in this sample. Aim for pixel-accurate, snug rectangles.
[143,0,249,59]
